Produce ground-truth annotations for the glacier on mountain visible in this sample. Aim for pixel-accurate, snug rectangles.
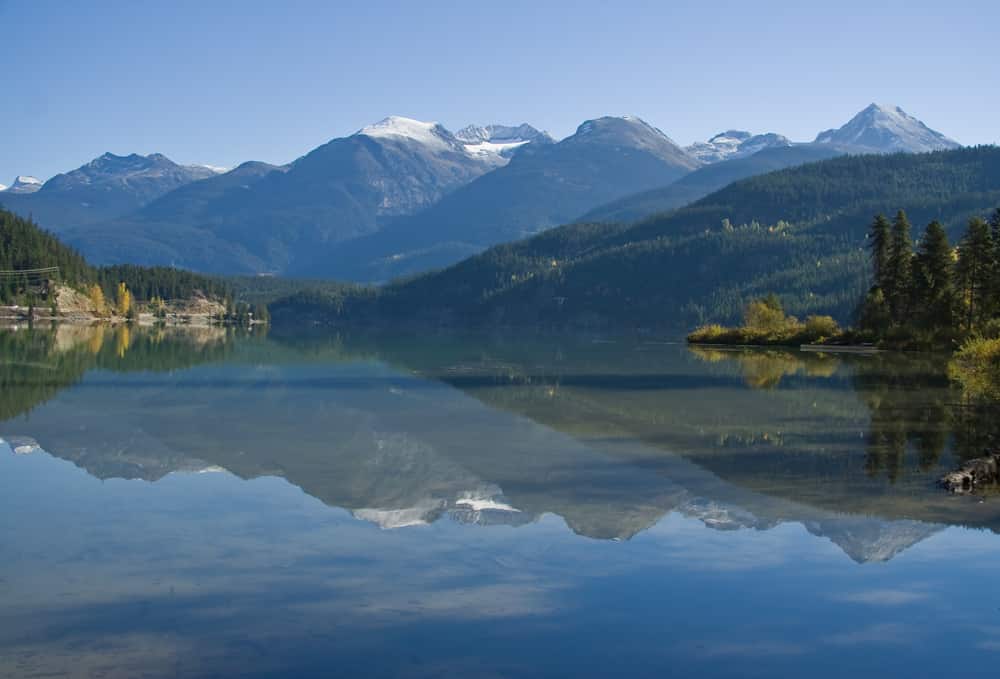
[686,130,792,164]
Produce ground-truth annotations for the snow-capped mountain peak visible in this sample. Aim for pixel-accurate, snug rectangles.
[3,175,43,193]
[358,116,456,152]
[686,129,792,164]
[814,103,960,153]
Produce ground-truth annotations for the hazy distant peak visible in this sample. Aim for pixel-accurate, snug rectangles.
[85,152,170,171]
[40,152,216,194]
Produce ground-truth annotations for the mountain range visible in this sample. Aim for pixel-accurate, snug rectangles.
[1,104,964,282]
[278,145,1000,331]
[305,115,701,280]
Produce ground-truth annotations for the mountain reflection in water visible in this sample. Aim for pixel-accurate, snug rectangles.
[5,324,1000,678]
[3,325,999,559]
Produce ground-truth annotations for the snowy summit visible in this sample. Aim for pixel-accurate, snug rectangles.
[3,175,43,193]
[358,116,456,153]
[815,103,960,153]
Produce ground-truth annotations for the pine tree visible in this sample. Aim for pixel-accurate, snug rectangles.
[955,217,993,332]
[868,214,892,290]
[912,221,955,331]
[885,210,914,323]
[989,208,1000,318]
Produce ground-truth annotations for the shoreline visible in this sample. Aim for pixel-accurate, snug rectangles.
[0,308,264,328]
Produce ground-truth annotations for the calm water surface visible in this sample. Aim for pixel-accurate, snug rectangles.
[2,325,1000,678]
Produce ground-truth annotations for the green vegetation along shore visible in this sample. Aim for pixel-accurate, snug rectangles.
[689,208,1000,398]
[1,208,268,324]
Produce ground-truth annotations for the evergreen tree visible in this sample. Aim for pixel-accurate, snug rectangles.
[868,214,892,290]
[885,210,914,322]
[955,217,994,332]
[912,221,955,330]
[858,287,891,335]
[990,208,1000,317]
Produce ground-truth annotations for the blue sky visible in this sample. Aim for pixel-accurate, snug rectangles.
[2,0,997,182]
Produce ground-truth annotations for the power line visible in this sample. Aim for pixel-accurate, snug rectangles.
[0,266,60,276]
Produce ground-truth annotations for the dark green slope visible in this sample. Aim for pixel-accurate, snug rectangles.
[272,146,1000,332]
[0,209,93,298]
[580,144,843,224]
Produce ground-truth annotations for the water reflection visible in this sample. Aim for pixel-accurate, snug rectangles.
[5,325,1000,677]
[3,325,999,554]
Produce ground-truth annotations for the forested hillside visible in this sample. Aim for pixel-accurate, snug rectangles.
[0,208,232,310]
[271,146,1000,332]
[1,209,94,301]
[580,144,842,224]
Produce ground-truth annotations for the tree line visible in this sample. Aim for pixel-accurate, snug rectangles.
[0,208,255,320]
[858,208,1000,344]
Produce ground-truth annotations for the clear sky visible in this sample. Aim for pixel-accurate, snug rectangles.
[2,0,997,182]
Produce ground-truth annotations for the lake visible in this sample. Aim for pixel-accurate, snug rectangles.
[2,324,999,678]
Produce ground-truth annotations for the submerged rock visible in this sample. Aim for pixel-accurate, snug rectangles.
[940,452,1000,494]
